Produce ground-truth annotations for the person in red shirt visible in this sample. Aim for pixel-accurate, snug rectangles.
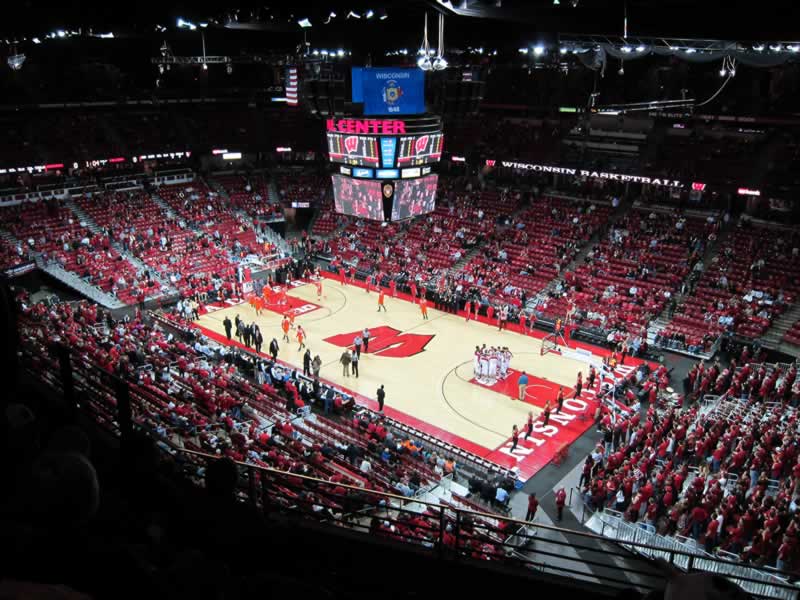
[777,536,793,573]
[690,505,709,539]
[645,498,658,525]
[390,278,397,298]
[510,424,519,452]
[555,487,567,521]
[526,493,539,521]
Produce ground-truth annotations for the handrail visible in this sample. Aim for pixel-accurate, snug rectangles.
[582,506,798,599]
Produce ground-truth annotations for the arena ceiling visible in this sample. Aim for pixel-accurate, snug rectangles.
[2,0,798,45]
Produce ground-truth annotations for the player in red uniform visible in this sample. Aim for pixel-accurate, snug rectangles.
[315,279,323,300]
[389,278,397,298]
[410,281,418,304]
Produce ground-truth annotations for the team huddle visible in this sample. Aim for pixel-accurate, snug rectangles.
[474,344,514,385]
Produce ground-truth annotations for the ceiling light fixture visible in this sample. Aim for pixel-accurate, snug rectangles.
[432,12,448,70]
[7,42,25,71]
[418,13,432,70]
[298,18,312,28]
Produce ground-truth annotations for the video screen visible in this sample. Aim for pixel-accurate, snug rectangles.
[327,133,380,167]
[392,175,438,221]
[331,175,384,221]
[397,134,444,166]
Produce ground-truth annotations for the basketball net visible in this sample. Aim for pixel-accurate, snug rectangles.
[540,315,570,356]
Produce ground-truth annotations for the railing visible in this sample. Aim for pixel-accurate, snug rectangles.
[171,447,669,591]
[15,332,800,599]
[579,499,797,600]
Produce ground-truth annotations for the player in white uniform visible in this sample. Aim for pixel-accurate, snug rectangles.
[500,347,513,379]
[473,346,481,377]
[479,349,490,380]
[488,347,498,380]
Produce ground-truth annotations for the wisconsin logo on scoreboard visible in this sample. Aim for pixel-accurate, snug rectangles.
[344,136,359,154]
[414,135,429,155]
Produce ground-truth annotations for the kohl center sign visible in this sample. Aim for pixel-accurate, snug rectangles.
[488,160,684,189]
[326,118,407,135]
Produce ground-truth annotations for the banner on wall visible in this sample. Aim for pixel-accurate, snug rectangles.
[484,159,685,189]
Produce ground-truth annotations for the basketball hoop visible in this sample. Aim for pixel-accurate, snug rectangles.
[540,314,570,356]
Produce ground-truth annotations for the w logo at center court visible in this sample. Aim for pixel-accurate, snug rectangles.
[324,326,435,358]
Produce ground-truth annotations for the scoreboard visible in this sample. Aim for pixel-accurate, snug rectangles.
[326,116,443,222]
[326,116,443,171]
[397,133,444,166]
[326,133,380,166]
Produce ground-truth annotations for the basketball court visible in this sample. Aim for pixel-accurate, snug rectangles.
[193,273,647,480]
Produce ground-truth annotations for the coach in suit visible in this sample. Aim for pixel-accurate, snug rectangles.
[269,338,279,360]
[223,316,232,340]
[303,349,312,376]
[376,384,386,412]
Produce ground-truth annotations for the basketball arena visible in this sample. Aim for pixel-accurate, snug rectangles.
[2,2,799,599]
